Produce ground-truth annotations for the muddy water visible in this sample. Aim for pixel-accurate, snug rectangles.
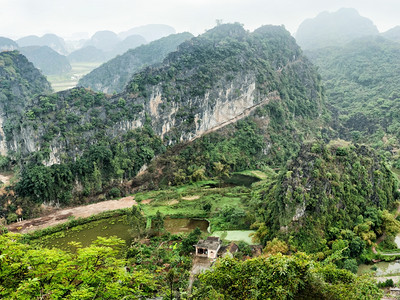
[357,234,400,276]
[163,217,209,234]
[358,261,400,276]
[39,217,209,251]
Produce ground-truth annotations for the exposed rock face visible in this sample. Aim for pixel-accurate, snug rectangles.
[0,51,52,156]
[3,24,324,169]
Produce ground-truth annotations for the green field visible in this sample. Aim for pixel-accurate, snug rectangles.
[46,62,103,92]
[212,230,256,244]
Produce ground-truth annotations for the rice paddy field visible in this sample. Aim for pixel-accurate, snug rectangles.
[46,62,102,92]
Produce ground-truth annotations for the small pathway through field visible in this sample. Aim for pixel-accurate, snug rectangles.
[187,256,212,292]
[7,196,137,234]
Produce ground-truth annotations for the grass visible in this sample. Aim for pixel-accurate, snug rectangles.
[47,62,103,92]
[135,182,250,220]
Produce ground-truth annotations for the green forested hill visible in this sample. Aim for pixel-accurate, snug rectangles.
[0,51,52,117]
[306,36,400,161]
[1,24,326,218]
[78,32,194,93]
[19,46,72,75]
[382,26,400,43]
[251,141,399,253]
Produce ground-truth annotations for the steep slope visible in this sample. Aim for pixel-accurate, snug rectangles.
[0,51,52,155]
[295,8,379,50]
[113,34,147,56]
[19,46,71,75]
[4,24,325,214]
[78,32,193,93]
[382,26,400,43]
[253,141,399,252]
[0,37,18,51]
[306,36,400,162]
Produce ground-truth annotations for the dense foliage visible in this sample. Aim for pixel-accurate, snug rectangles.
[1,24,326,219]
[0,231,383,300]
[306,36,400,162]
[79,32,194,93]
[0,51,52,114]
[0,232,193,299]
[251,141,400,254]
[13,125,164,206]
[194,253,382,299]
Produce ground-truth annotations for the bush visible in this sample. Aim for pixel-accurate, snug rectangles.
[109,187,121,198]
[378,278,394,288]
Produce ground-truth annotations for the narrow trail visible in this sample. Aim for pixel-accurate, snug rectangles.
[187,257,212,292]
[190,92,279,142]
[7,196,137,234]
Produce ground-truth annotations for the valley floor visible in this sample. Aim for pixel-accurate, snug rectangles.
[6,196,137,233]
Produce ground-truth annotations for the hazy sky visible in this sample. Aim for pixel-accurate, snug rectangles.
[1,0,399,40]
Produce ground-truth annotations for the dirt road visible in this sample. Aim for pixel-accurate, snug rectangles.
[7,196,137,234]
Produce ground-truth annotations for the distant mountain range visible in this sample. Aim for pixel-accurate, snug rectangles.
[19,46,71,75]
[17,33,68,55]
[78,32,194,93]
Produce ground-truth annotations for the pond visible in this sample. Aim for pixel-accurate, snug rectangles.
[358,260,400,276]
[163,217,209,234]
[212,230,256,244]
[357,234,400,276]
[37,216,209,251]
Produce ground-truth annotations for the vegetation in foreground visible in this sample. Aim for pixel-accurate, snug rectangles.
[0,228,383,300]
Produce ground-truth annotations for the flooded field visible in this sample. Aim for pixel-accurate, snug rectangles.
[37,216,209,251]
[212,230,256,244]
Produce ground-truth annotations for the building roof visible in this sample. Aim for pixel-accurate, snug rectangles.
[219,242,239,256]
[194,236,222,251]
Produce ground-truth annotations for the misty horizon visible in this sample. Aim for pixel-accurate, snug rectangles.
[1,0,399,41]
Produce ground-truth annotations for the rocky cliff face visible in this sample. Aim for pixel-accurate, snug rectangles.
[5,24,324,167]
[0,24,327,213]
[0,51,52,157]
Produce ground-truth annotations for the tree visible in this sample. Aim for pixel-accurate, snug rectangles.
[180,227,202,254]
[263,238,289,255]
[213,162,230,187]
[151,211,164,235]
[127,205,146,237]
[193,253,382,300]
[0,233,159,299]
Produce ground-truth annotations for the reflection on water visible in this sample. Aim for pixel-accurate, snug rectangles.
[39,216,209,251]
[358,234,400,276]
[163,217,209,234]
[358,260,400,276]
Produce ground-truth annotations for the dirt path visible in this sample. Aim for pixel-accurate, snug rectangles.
[189,92,279,142]
[7,196,137,234]
[188,256,212,292]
